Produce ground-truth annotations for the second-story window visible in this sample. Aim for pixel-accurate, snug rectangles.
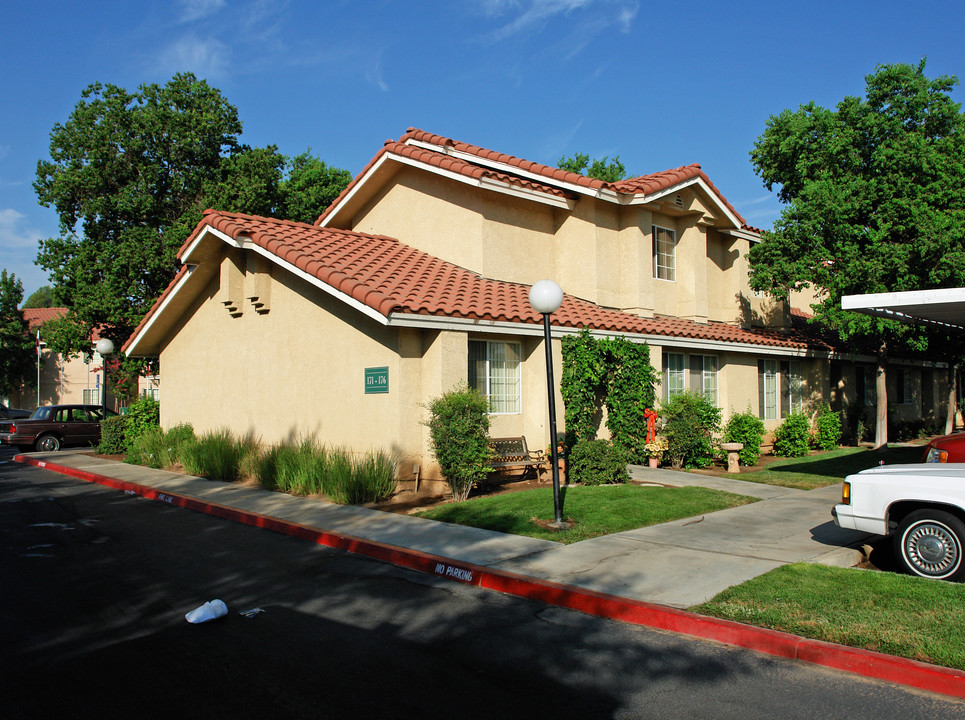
[653,225,676,281]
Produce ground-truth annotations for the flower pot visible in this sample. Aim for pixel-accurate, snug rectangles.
[648,457,659,469]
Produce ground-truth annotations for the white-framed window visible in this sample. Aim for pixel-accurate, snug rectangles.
[696,355,718,405]
[142,387,160,401]
[664,353,686,399]
[759,359,804,419]
[760,360,778,420]
[784,360,803,415]
[468,340,521,414]
[653,225,676,281]
[663,353,718,404]
[83,388,99,404]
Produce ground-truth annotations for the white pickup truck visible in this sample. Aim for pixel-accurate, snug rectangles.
[833,463,965,582]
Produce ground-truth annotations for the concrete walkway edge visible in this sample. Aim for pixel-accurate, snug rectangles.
[15,453,965,701]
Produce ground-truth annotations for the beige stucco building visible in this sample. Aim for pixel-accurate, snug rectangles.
[124,129,948,477]
[5,308,159,412]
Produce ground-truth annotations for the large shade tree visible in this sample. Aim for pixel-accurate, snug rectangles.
[748,61,965,446]
[0,270,35,399]
[34,73,350,368]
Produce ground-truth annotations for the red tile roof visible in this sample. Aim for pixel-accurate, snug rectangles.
[135,210,828,354]
[317,128,752,230]
[21,307,67,331]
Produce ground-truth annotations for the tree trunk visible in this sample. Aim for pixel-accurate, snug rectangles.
[874,349,888,449]
[947,361,960,435]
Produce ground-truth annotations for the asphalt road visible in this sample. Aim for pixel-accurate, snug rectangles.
[1,459,961,719]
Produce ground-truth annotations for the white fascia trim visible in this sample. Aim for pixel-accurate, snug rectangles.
[320,150,572,227]
[317,154,393,228]
[720,228,761,243]
[214,231,389,327]
[626,176,744,228]
[388,152,572,209]
[406,139,621,202]
[386,313,824,358]
[124,264,198,357]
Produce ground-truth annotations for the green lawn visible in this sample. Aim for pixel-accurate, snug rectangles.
[724,444,924,489]
[693,562,965,671]
[417,484,757,543]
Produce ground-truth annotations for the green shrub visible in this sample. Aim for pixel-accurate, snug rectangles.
[661,391,722,469]
[773,412,812,457]
[424,385,493,501]
[98,415,128,454]
[723,408,766,466]
[180,429,254,482]
[124,395,160,451]
[814,403,842,451]
[567,439,629,485]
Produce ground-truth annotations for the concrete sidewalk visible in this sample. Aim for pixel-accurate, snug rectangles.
[18,451,870,608]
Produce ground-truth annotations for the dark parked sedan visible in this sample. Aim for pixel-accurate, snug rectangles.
[0,404,117,452]
[0,402,31,420]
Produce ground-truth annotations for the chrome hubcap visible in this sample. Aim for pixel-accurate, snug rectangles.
[905,522,959,577]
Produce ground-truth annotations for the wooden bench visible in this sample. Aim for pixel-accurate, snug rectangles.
[490,436,546,481]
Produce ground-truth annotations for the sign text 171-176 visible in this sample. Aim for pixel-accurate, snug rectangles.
[364,367,389,394]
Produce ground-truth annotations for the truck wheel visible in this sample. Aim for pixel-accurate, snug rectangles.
[894,510,965,582]
[35,434,61,452]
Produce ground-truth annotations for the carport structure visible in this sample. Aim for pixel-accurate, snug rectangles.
[842,288,965,332]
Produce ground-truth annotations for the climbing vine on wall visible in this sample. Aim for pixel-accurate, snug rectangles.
[560,329,657,462]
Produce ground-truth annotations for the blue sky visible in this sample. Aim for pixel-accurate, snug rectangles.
[2,0,964,299]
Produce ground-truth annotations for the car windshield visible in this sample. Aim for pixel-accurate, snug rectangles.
[29,407,54,420]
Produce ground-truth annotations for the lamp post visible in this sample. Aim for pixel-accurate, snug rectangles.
[95,338,114,418]
[528,279,566,527]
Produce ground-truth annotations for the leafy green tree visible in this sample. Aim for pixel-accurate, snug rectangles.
[748,61,965,447]
[557,152,627,182]
[22,285,56,308]
[280,150,354,223]
[33,73,351,359]
[0,270,35,398]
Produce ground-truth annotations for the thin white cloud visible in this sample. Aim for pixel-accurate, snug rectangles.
[179,0,226,23]
[479,0,637,43]
[366,53,390,92]
[158,35,231,80]
[0,209,41,250]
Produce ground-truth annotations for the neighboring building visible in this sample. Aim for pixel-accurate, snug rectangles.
[7,308,158,411]
[124,129,947,476]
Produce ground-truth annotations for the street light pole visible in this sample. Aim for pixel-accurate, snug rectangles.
[528,280,566,528]
[95,338,114,418]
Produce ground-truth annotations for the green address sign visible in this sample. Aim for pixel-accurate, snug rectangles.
[364,366,389,394]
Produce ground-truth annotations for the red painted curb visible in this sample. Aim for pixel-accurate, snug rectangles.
[16,454,965,700]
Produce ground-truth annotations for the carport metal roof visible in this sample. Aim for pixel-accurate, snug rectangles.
[842,288,965,332]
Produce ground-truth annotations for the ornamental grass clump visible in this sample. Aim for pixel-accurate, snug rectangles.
[127,422,195,469]
[327,449,396,505]
[424,385,493,501]
[180,429,255,482]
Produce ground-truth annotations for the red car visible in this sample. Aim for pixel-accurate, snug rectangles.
[922,433,965,463]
